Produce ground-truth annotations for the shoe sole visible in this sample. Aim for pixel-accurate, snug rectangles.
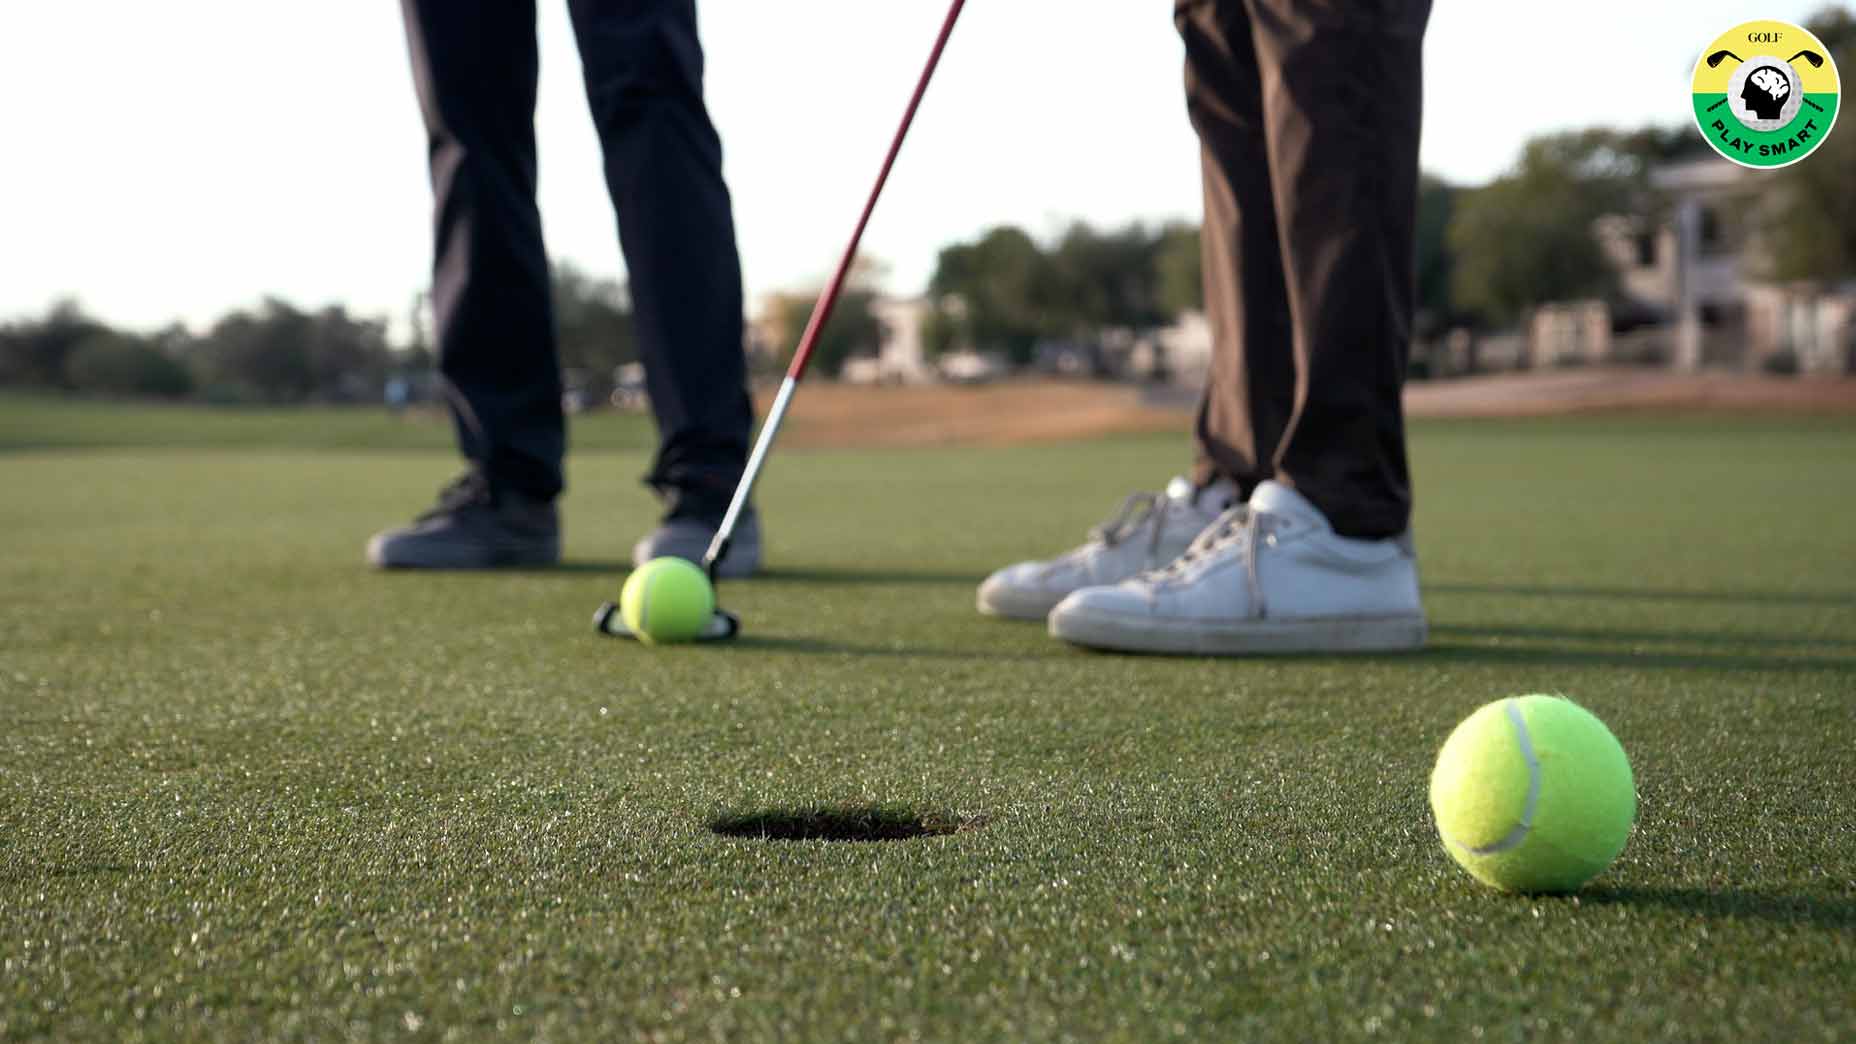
[1049,607,1427,656]
[975,584,1067,621]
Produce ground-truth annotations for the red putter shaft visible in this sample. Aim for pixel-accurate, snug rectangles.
[784,0,968,381]
[702,0,967,576]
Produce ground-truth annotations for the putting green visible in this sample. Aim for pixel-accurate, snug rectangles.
[2,405,1853,1041]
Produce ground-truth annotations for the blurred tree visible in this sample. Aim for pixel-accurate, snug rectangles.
[1415,176,1459,337]
[1799,5,1856,53]
[763,260,885,378]
[927,226,1064,363]
[400,292,436,377]
[1049,221,1168,330]
[306,306,392,401]
[552,263,638,383]
[1607,124,1710,166]
[0,300,107,388]
[192,300,316,402]
[3,296,422,403]
[187,299,399,402]
[920,299,964,358]
[1447,131,1651,326]
[1769,8,1856,281]
[928,222,1207,364]
[1155,223,1204,317]
[399,340,436,377]
[190,300,393,403]
[63,331,193,398]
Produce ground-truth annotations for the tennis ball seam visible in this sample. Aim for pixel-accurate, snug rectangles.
[637,570,655,636]
[1458,700,1542,856]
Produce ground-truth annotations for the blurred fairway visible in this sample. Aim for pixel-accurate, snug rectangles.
[0,393,657,454]
[2,400,1854,1041]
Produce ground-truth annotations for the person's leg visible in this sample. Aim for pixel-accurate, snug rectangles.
[566,0,752,518]
[1178,0,1297,501]
[977,0,1283,619]
[1248,0,1431,539]
[370,0,561,568]
[401,0,564,504]
[1045,0,1429,653]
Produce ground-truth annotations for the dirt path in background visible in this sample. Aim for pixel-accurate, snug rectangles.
[769,380,1185,448]
[766,372,1856,449]
[1403,370,1856,418]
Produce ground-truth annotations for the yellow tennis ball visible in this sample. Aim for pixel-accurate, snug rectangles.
[619,558,715,644]
[1429,695,1635,893]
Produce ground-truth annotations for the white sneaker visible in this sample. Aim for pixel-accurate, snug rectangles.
[1047,480,1425,655]
[976,476,1238,620]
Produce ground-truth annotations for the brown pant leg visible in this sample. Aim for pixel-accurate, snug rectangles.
[1246,0,1431,538]
[1178,0,1296,500]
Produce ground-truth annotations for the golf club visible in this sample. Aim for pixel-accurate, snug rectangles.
[1708,48,1825,71]
[595,0,968,643]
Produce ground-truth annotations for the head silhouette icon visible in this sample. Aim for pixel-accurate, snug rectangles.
[1740,65,1792,120]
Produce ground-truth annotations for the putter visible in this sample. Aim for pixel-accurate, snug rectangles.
[595,0,968,643]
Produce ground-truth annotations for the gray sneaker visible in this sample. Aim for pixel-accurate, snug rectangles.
[632,508,762,579]
[366,472,560,569]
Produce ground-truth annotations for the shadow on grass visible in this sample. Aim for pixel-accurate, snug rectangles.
[1430,581,1856,609]
[1434,622,1856,651]
[1576,886,1856,928]
[527,559,631,574]
[1063,639,1851,674]
[1419,641,1853,674]
[756,566,979,586]
[709,804,975,842]
[370,559,631,577]
[730,635,1063,662]
[488,564,979,584]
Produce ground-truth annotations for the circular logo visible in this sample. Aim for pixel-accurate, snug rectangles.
[1691,20,1840,169]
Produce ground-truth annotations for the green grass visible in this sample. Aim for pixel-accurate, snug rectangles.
[2,404,1854,1041]
[0,393,655,453]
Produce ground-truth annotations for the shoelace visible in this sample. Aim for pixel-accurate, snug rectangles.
[1087,491,1174,566]
[1090,492,1160,546]
[1151,504,1251,579]
[1146,504,1281,616]
[418,472,492,520]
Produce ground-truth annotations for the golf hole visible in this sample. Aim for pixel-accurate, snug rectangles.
[708,804,977,843]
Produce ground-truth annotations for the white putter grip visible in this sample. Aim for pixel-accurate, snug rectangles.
[704,375,798,574]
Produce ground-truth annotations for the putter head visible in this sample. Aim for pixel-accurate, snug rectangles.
[593,601,741,642]
[1789,50,1825,68]
[1706,49,1739,68]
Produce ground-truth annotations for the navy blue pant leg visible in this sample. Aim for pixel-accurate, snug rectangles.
[402,0,751,508]
[402,0,565,502]
[569,0,752,510]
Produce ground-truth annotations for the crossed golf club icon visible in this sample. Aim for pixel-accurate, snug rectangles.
[1706,48,1825,69]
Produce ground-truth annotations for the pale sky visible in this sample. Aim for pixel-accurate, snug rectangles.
[0,1,1834,334]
